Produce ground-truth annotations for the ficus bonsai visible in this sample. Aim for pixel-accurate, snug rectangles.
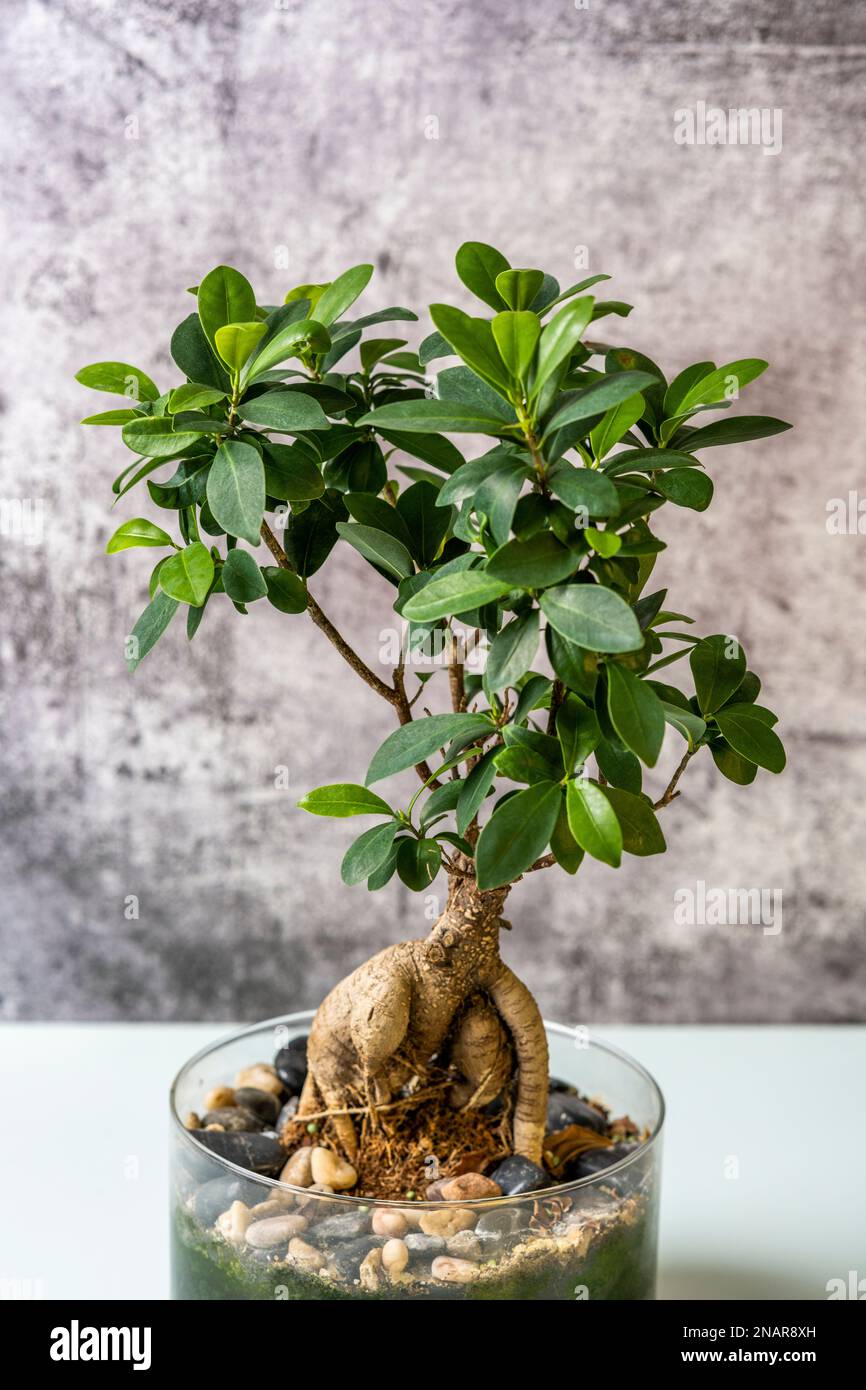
[79,244,789,1172]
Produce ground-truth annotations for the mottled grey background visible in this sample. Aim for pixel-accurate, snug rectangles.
[1,0,864,1024]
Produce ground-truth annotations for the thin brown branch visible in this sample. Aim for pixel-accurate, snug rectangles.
[392,663,440,787]
[526,853,556,874]
[448,632,466,713]
[653,748,695,810]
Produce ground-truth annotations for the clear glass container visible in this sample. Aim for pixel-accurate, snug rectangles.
[171,1013,664,1301]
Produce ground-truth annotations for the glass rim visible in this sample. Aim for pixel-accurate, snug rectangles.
[170,1011,665,1208]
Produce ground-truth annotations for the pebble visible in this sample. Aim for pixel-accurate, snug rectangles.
[274,1036,308,1095]
[566,1143,634,1181]
[489,1154,549,1195]
[194,1129,285,1177]
[204,1086,236,1111]
[183,1112,201,1130]
[276,1097,299,1131]
[424,1178,449,1200]
[248,1198,292,1221]
[216,1200,252,1245]
[445,1230,482,1261]
[288,1237,326,1273]
[234,1063,284,1098]
[234,1087,281,1125]
[404,1233,446,1261]
[439,1172,502,1201]
[310,1147,357,1191]
[371,1208,409,1238]
[202,1106,266,1133]
[431,1256,479,1284]
[314,1211,371,1241]
[419,1207,476,1238]
[328,1237,385,1279]
[245,1213,308,1249]
[476,1208,529,1237]
[381,1237,409,1274]
[546,1090,607,1134]
[296,1183,335,1213]
[279,1147,314,1188]
[192,1175,258,1227]
[359,1247,383,1292]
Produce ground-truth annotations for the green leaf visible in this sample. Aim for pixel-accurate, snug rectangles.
[76,361,159,402]
[491,311,540,380]
[402,569,512,621]
[313,264,374,327]
[677,416,792,450]
[168,384,227,414]
[603,448,701,476]
[324,440,387,493]
[299,783,394,818]
[662,702,707,749]
[487,533,578,588]
[438,450,524,507]
[341,821,399,886]
[197,266,257,352]
[263,567,307,613]
[545,626,598,697]
[262,440,324,502]
[566,779,622,867]
[159,541,214,607]
[494,745,553,785]
[420,779,464,828]
[455,241,510,310]
[585,527,621,558]
[606,665,665,766]
[602,788,665,856]
[590,393,646,460]
[235,390,329,432]
[546,463,619,518]
[556,693,601,771]
[495,269,545,312]
[206,441,266,545]
[376,428,464,476]
[335,522,414,580]
[456,748,498,836]
[485,610,540,690]
[345,493,413,548]
[430,304,511,393]
[357,399,512,436]
[475,780,561,889]
[120,416,203,458]
[245,317,332,381]
[532,297,595,399]
[595,737,642,793]
[171,313,229,390]
[690,634,747,715]
[714,707,786,773]
[222,548,267,603]
[126,589,179,672]
[676,359,768,414]
[550,797,584,873]
[654,469,714,511]
[214,320,267,372]
[106,518,174,554]
[664,362,715,418]
[473,467,525,546]
[396,481,451,565]
[396,838,442,890]
[540,584,643,653]
[711,740,758,785]
[544,371,657,436]
[81,409,138,425]
[284,490,347,576]
[366,713,492,784]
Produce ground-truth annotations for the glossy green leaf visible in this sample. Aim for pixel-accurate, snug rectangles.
[313,264,374,327]
[126,589,179,672]
[493,745,553,785]
[565,779,622,867]
[545,626,599,697]
[120,416,202,458]
[171,313,229,390]
[357,399,512,436]
[438,450,524,508]
[606,665,665,766]
[602,788,665,856]
[585,527,621,557]
[206,441,265,545]
[395,481,450,565]
[262,440,324,502]
[495,269,545,312]
[106,518,174,554]
[595,737,642,793]
[159,541,214,607]
[396,838,441,891]
[245,317,331,381]
[455,241,510,310]
[546,463,619,518]
[662,702,707,749]
[663,362,715,417]
[81,409,139,426]
[473,466,526,545]
[711,739,758,785]
[491,311,540,380]
[456,748,498,836]
[197,265,257,352]
[76,361,159,402]
[284,491,347,576]
[402,570,511,622]
[168,384,227,414]
[430,304,511,393]
[299,783,393,818]
[335,522,414,580]
[544,370,657,436]
[487,533,577,588]
[540,584,643,653]
[549,797,584,873]
[676,359,767,415]
[532,297,595,399]
[262,566,307,613]
[475,780,561,890]
[654,469,714,511]
[341,821,399,885]
[690,634,747,715]
[714,707,785,773]
[375,429,464,476]
[485,610,540,690]
[366,712,492,784]
[556,693,601,771]
[222,548,267,603]
[214,320,267,372]
[419,779,464,828]
[677,416,792,450]
[235,390,329,432]
[590,393,646,460]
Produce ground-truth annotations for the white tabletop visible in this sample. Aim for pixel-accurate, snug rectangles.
[1,1024,862,1301]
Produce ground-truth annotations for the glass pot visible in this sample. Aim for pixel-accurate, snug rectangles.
[171,1013,664,1301]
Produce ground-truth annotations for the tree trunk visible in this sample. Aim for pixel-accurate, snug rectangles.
[296,872,549,1165]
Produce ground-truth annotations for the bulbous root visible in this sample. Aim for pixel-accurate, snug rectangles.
[296,877,549,1165]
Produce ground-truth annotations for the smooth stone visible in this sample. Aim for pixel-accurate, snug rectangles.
[359,1247,383,1292]
[234,1063,284,1099]
[276,1097,299,1131]
[279,1147,314,1188]
[314,1211,371,1241]
[234,1087,281,1125]
[328,1237,385,1279]
[424,1178,449,1201]
[193,1129,285,1177]
[566,1143,636,1182]
[274,1036,308,1095]
[445,1230,481,1261]
[245,1213,308,1249]
[475,1208,530,1237]
[202,1106,266,1133]
[310,1147,357,1191]
[546,1090,607,1135]
[288,1237,326,1273]
[216,1200,252,1245]
[404,1233,446,1263]
[381,1237,409,1274]
[192,1175,259,1227]
[439,1172,502,1201]
[431,1256,478,1284]
[418,1207,476,1238]
[488,1154,550,1196]
[371,1208,410,1238]
[204,1086,236,1110]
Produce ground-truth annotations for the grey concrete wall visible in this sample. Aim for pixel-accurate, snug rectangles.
[1,0,864,1023]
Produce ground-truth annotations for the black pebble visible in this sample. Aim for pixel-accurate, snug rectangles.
[234,1088,281,1125]
[202,1106,266,1133]
[488,1154,550,1195]
[566,1143,635,1182]
[546,1090,607,1135]
[404,1233,446,1263]
[193,1129,285,1177]
[313,1211,371,1242]
[274,1036,308,1095]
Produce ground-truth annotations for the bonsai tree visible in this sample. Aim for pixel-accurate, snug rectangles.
[79,244,789,1172]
